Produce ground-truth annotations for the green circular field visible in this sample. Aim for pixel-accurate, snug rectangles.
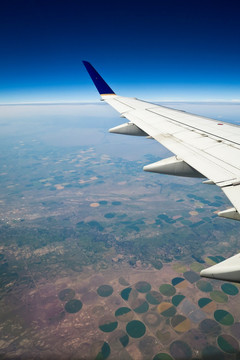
[190,262,204,272]
[159,284,176,296]
[221,283,239,296]
[126,320,146,338]
[104,213,116,218]
[217,334,239,354]
[172,295,185,307]
[199,319,221,336]
[112,201,121,205]
[97,285,113,297]
[115,307,133,322]
[210,290,228,303]
[120,287,132,301]
[99,200,108,205]
[58,288,75,301]
[172,263,187,273]
[183,270,200,283]
[99,316,118,332]
[198,298,212,308]
[196,280,213,292]
[201,345,224,360]
[146,291,163,305]
[64,299,82,313]
[214,310,234,326]
[153,354,173,360]
[171,315,191,333]
[135,281,151,293]
[169,340,192,360]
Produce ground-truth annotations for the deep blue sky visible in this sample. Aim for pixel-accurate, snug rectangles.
[1,0,240,102]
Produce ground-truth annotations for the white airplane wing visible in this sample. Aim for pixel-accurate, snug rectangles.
[83,61,240,283]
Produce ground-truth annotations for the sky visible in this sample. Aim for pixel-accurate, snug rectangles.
[1,0,240,102]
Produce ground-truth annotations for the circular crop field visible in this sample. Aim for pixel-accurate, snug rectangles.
[217,334,239,354]
[157,302,176,317]
[135,281,151,293]
[104,213,116,218]
[183,271,200,283]
[171,315,191,333]
[171,277,187,289]
[156,330,171,344]
[172,295,185,307]
[112,201,121,205]
[146,291,162,305]
[131,299,149,314]
[159,284,176,296]
[221,283,239,296]
[196,280,213,292]
[64,299,82,313]
[120,287,132,301]
[169,340,192,360]
[139,336,157,356]
[198,298,216,313]
[91,341,110,360]
[99,316,118,333]
[210,290,228,303]
[199,319,221,336]
[172,263,187,273]
[99,200,108,205]
[58,288,75,301]
[214,310,234,326]
[118,277,129,286]
[201,345,224,360]
[126,320,146,338]
[97,285,113,297]
[190,262,204,272]
[153,354,173,360]
[143,312,161,327]
[115,307,133,322]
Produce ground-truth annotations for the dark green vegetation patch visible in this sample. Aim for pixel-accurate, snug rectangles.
[171,277,184,286]
[172,295,185,307]
[112,201,121,205]
[201,345,224,360]
[169,340,192,360]
[221,283,239,296]
[146,290,163,305]
[183,270,200,283]
[120,287,132,301]
[99,200,108,205]
[135,281,151,293]
[95,342,110,360]
[97,285,113,297]
[196,280,213,292]
[151,259,163,270]
[210,290,228,303]
[153,354,173,360]
[159,284,176,296]
[58,288,75,301]
[99,321,118,333]
[118,277,129,286]
[104,213,116,219]
[214,310,234,326]
[126,320,146,338]
[115,307,133,322]
[217,334,239,354]
[132,299,149,314]
[198,298,212,308]
[64,299,82,313]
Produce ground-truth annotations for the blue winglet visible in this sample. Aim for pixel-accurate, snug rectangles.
[83,61,115,95]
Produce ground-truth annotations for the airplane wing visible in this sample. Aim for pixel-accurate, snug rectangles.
[83,61,240,283]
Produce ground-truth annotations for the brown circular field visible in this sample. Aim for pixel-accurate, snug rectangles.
[199,319,221,336]
[90,341,111,360]
[231,322,240,340]
[139,336,157,356]
[81,291,98,304]
[109,330,129,351]
[156,330,171,345]
[185,329,208,351]
[97,284,113,297]
[99,315,118,333]
[201,345,224,360]
[58,288,75,301]
[169,340,192,360]
[143,311,161,327]
[131,298,149,313]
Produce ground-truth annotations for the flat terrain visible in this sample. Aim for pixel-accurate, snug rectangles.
[1,103,240,359]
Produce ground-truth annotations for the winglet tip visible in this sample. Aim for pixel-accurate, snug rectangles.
[82,61,115,95]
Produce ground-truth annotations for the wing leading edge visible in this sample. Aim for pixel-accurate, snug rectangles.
[83,61,240,283]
